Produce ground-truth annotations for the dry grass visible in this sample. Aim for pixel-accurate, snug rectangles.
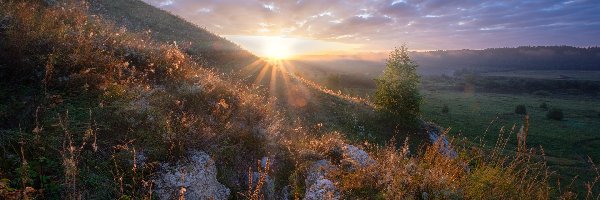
[0,1,598,199]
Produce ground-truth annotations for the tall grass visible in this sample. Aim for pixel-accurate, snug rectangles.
[0,1,598,199]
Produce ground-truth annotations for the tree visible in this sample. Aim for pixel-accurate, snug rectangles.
[374,45,422,128]
[442,105,449,114]
[515,105,527,115]
[539,102,548,110]
[547,108,564,121]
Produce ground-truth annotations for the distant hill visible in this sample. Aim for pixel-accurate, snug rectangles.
[88,0,256,70]
[411,46,600,74]
[292,46,600,77]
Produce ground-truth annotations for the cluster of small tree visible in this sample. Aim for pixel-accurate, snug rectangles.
[515,105,527,115]
[374,45,421,128]
[547,108,564,121]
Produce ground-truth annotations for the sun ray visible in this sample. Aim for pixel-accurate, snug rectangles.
[253,62,271,86]
[269,60,278,97]
[241,59,265,74]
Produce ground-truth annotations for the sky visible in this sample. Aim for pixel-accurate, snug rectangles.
[142,0,600,57]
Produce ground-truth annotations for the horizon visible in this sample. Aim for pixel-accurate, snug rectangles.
[143,0,600,58]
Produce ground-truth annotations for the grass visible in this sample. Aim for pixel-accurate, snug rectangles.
[88,0,256,71]
[480,70,600,81]
[1,0,598,199]
[421,89,600,190]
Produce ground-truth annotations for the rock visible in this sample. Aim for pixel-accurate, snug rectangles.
[43,0,58,6]
[428,130,457,158]
[341,144,375,167]
[0,16,10,31]
[304,179,339,200]
[155,151,230,200]
[305,160,336,188]
[304,160,339,200]
[177,83,203,94]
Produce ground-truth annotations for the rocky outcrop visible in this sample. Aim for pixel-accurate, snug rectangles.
[304,160,339,200]
[155,151,230,200]
[341,144,375,167]
[426,124,457,158]
[304,178,338,200]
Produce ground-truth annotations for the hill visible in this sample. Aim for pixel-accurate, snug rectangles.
[87,0,256,71]
[412,46,600,74]
[0,1,597,199]
[292,46,600,77]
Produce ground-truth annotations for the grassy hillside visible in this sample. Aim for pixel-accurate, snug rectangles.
[287,56,600,196]
[88,0,256,71]
[0,1,598,199]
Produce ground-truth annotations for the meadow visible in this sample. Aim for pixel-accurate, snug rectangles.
[421,90,600,179]
[293,64,600,189]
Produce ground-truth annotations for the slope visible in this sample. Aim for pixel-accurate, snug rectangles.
[88,0,257,71]
[0,1,596,199]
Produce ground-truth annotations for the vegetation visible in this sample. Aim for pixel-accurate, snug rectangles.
[412,46,600,71]
[0,1,275,198]
[540,102,549,110]
[87,0,256,71]
[515,105,527,115]
[374,45,422,129]
[0,0,598,199]
[547,108,564,121]
[442,105,449,114]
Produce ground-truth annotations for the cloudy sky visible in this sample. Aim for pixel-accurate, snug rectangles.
[143,0,600,56]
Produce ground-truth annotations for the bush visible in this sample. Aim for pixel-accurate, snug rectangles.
[532,90,551,96]
[442,105,449,114]
[547,108,564,120]
[374,45,421,128]
[539,102,548,110]
[514,105,527,115]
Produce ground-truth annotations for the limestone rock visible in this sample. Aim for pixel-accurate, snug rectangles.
[428,129,457,158]
[305,160,336,188]
[155,151,230,200]
[304,179,339,200]
[341,144,375,167]
[304,160,339,200]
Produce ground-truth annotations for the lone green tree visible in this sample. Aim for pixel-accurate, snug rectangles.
[374,45,422,128]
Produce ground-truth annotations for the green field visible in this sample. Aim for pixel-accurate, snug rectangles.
[480,70,600,81]
[421,90,600,179]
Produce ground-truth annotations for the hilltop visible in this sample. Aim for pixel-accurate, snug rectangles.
[88,0,256,71]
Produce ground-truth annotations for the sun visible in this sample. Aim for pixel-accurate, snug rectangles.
[263,36,293,60]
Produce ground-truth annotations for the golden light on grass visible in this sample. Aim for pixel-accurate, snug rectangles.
[241,58,311,108]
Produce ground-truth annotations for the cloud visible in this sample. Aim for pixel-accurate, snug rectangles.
[142,0,600,50]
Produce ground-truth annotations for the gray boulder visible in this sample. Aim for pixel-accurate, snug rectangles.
[304,178,339,200]
[304,160,339,200]
[155,151,230,200]
[341,144,375,167]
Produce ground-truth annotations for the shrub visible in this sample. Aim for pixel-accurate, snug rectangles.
[532,90,551,96]
[442,105,449,114]
[514,105,527,115]
[374,45,421,128]
[539,102,548,110]
[547,108,564,120]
